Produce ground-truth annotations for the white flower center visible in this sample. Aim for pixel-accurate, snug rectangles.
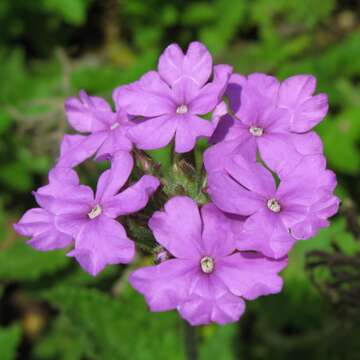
[176,104,188,115]
[249,126,263,137]
[110,122,119,130]
[200,256,215,274]
[88,204,102,219]
[267,198,281,213]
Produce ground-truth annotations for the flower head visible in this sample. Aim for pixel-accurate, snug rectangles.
[114,42,232,153]
[129,196,287,325]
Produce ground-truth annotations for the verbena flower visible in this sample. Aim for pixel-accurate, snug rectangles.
[129,196,287,325]
[208,73,327,175]
[58,90,133,168]
[14,153,159,275]
[13,41,339,327]
[114,42,232,153]
[207,154,338,258]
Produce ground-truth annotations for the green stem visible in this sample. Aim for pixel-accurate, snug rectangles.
[183,320,198,360]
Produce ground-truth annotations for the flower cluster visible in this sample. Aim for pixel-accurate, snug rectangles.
[14,42,339,326]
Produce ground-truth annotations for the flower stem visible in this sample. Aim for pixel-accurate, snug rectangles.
[183,320,198,360]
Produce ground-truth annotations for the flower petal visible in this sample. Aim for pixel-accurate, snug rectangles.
[225,154,276,198]
[207,171,264,216]
[278,75,328,132]
[216,252,287,300]
[55,213,87,238]
[13,208,73,251]
[34,168,94,214]
[210,114,249,144]
[69,216,135,276]
[103,175,159,218]
[236,210,296,259]
[14,208,53,237]
[148,196,202,259]
[114,71,175,117]
[35,168,94,216]
[27,230,73,252]
[57,132,108,168]
[157,43,185,85]
[64,90,112,133]
[225,73,246,114]
[95,129,133,161]
[291,194,340,240]
[158,42,213,87]
[189,64,232,115]
[128,114,177,151]
[178,292,245,326]
[174,115,213,153]
[129,258,196,311]
[200,203,237,257]
[258,133,303,176]
[95,151,134,202]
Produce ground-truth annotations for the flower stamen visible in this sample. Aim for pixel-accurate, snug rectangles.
[249,126,263,137]
[88,204,102,219]
[200,256,215,274]
[267,198,281,213]
[176,104,188,115]
[110,122,119,130]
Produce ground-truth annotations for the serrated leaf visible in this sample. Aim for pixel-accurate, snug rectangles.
[43,285,186,360]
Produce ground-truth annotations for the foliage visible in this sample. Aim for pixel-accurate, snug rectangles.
[0,324,21,360]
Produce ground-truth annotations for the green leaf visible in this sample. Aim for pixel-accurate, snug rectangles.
[0,241,70,281]
[43,285,186,360]
[0,324,21,360]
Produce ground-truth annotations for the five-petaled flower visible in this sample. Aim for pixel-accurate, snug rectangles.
[14,152,159,275]
[129,196,287,325]
[207,73,327,176]
[207,154,339,258]
[114,42,232,153]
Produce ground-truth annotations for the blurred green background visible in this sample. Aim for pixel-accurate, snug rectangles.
[1,0,360,359]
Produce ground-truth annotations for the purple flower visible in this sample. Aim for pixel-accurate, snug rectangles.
[129,196,287,325]
[114,42,232,153]
[14,153,159,275]
[208,73,327,175]
[58,90,133,168]
[207,154,338,258]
